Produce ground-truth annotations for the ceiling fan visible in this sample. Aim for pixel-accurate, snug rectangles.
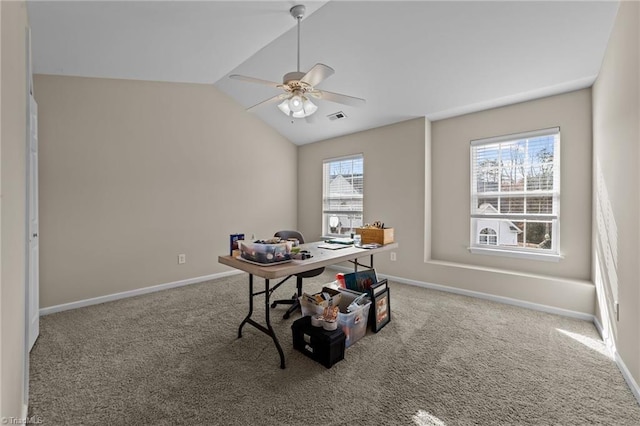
[229,4,365,120]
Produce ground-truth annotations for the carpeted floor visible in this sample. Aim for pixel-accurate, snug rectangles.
[29,271,640,425]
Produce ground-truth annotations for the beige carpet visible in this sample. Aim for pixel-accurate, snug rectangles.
[29,271,640,425]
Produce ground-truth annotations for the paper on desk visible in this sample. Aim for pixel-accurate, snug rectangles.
[318,243,351,250]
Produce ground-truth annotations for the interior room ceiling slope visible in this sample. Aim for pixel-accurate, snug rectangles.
[27,1,328,84]
[28,1,619,146]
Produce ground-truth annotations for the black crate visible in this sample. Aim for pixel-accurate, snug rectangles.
[291,316,346,368]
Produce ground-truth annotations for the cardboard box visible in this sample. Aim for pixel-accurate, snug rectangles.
[356,227,394,245]
[301,287,342,309]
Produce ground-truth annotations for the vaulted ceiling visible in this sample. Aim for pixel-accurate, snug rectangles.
[28,1,619,145]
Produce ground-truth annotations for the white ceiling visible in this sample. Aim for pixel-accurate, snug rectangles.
[28,1,620,145]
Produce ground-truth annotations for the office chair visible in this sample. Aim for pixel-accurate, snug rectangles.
[270,230,325,319]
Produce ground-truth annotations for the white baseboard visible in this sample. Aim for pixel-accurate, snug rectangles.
[328,265,593,321]
[615,352,640,405]
[591,316,616,356]
[21,404,28,422]
[593,317,640,406]
[592,316,604,338]
[39,270,243,316]
[38,265,640,407]
[331,265,640,406]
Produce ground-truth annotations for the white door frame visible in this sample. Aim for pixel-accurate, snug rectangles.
[27,94,38,351]
[23,24,38,416]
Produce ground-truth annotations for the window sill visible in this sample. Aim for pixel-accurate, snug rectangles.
[468,246,563,262]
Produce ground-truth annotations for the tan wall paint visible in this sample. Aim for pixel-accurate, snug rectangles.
[34,75,297,308]
[0,0,28,418]
[299,90,595,314]
[431,89,593,280]
[592,1,640,383]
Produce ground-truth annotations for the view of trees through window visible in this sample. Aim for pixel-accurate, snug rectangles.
[471,129,559,254]
[322,155,363,236]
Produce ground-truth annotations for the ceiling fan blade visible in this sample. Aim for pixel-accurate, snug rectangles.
[229,74,281,88]
[247,94,289,112]
[309,89,366,107]
[300,63,335,87]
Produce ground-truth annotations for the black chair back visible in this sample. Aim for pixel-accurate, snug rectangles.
[274,230,305,244]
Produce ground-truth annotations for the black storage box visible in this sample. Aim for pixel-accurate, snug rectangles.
[291,316,346,368]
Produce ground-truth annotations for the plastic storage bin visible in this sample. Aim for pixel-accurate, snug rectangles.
[238,241,292,264]
[300,287,371,348]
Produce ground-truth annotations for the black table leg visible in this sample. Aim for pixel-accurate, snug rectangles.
[238,273,254,338]
[349,253,376,271]
[237,274,286,369]
[264,279,286,369]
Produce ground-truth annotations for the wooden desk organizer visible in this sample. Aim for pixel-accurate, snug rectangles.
[356,227,394,245]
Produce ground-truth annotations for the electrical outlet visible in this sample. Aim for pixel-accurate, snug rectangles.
[178,254,186,264]
[390,252,397,261]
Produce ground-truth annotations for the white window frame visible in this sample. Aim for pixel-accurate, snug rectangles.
[469,127,562,261]
[322,154,364,237]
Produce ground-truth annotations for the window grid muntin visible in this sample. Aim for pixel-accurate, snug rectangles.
[322,154,364,237]
[471,129,560,255]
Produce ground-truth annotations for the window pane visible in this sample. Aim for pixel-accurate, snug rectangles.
[500,141,526,192]
[516,221,553,249]
[323,155,364,236]
[525,196,553,214]
[526,170,555,191]
[470,128,559,255]
[325,213,363,236]
[474,219,520,246]
[476,198,498,212]
[499,197,524,214]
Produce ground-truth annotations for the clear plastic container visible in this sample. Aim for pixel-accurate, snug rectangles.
[300,286,371,348]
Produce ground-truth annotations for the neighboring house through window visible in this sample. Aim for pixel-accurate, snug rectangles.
[322,154,363,236]
[479,227,498,246]
[470,127,560,260]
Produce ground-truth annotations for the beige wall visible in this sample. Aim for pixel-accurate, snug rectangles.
[35,75,297,308]
[592,1,640,384]
[431,89,593,280]
[1,0,28,418]
[299,90,595,315]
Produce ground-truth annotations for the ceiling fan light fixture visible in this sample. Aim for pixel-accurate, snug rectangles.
[289,94,304,113]
[277,99,292,116]
[302,97,318,115]
[278,95,317,118]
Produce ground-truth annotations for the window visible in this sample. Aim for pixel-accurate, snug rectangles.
[479,228,498,246]
[322,155,363,237]
[470,127,560,259]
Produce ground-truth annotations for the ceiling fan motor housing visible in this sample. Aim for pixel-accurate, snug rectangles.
[282,71,313,94]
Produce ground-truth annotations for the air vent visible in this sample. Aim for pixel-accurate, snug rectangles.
[327,111,347,121]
